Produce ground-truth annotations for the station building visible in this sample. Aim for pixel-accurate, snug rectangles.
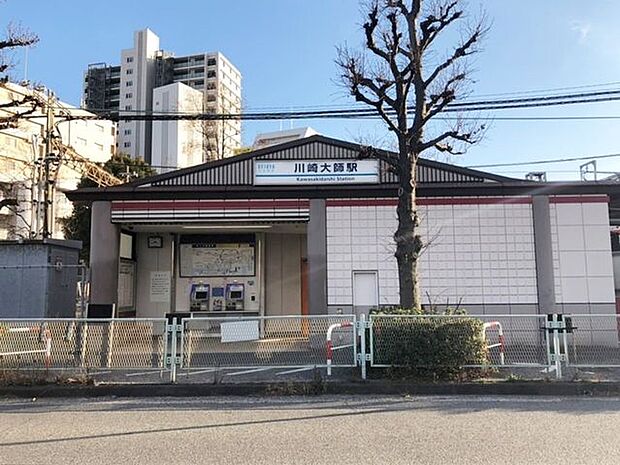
[67,135,620,319]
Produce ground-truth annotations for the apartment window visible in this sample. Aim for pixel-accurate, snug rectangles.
[207,70,216,78]
[124,129,132,135]
[95,143,104,151]
[125,93,132,98]
[207,95,216,102]
[95,123,104,132]
[126,81,133,87]
[125,105,132,110]
[123,142,131,148]
[207,58,216,66]
[207,82,216,90]
[126,57,133,63]
[126,69,133,75]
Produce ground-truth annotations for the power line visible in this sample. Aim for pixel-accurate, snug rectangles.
[31,88,620,122]
[243,81,620,111]
[468,152,620,169]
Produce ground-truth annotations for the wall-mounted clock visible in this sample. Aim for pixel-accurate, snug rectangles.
[147,235,163,248]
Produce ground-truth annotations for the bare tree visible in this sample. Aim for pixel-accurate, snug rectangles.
[337,0,487,310]
[0,21,39,129]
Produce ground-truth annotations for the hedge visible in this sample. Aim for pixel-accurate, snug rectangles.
[371,314,488,380]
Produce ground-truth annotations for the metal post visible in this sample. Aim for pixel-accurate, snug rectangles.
[359,313,367,380]
[553,320,562,380]
[169,317,178,383]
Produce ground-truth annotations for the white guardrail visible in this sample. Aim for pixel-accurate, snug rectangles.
[0,324,52,368]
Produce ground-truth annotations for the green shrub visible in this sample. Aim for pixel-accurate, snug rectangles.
[370,309,488,380]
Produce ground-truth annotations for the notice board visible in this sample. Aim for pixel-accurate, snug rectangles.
[179,234,256,277]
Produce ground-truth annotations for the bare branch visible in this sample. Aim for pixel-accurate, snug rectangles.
[419,1,461,51]
[358,145,399,168]
[421,124,486,154]
[363,2,392,63]
[423,71,466,122]
[0,22,38,76]
[424,18,487,88]
[336,47,399,132]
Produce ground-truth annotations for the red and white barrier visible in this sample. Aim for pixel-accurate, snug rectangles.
[483,321,505,365]
[326,321,353,376]
[0,325,52,368]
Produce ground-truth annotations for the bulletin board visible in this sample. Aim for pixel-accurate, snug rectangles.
[179,234,256,277]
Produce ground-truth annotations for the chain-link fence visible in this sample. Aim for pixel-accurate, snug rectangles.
[180,315,357,373]
[0,318,167,372]
[0,313,618,383]
[564,314,620,367]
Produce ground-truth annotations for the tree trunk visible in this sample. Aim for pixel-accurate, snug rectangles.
[394,153,423,311]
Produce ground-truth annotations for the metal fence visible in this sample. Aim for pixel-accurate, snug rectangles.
[0,313,618,383]
[563,314,620,368]
[178,315,357,381]
[0,318,167,373]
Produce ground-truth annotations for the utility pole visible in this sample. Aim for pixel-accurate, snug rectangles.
[40,91,59,239]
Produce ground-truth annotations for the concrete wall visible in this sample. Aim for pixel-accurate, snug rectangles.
[134,233,174,318]
[265,233,306,316]
[327,196,616,316]
[550,200,616,314]
[327,199,537,310]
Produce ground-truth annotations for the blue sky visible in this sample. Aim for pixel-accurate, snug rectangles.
[4,0,620,180]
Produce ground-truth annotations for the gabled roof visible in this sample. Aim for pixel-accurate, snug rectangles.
[129,134,516,189]
[68,135,620,202]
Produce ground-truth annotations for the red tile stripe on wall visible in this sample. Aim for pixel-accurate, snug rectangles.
[110,195,609,214]
[325,195,609,207]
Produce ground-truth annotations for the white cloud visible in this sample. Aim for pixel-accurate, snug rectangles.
[570,20,592,43]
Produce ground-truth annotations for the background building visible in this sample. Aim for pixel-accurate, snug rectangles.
[252,127,319,150]
[0,82,116,239]
[83,28,242,165]
[151,83,204,173]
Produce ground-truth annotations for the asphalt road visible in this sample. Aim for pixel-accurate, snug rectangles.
[0,395,619,464]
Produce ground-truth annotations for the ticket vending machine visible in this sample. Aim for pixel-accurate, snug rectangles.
[211,286,225,311]
[225,283,245,311]
[189,283,210,312]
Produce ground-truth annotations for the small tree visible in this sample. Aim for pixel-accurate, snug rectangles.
[337,0,487,310]
[0,21,39,129]
[62,153,155,262]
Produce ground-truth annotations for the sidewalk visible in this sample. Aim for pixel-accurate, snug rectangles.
[2,379,620,399]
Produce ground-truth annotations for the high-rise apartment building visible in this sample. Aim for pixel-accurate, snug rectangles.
[83,29,242,164]
[151,82,203,173]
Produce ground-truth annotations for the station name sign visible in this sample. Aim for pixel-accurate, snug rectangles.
[253,160,379,185]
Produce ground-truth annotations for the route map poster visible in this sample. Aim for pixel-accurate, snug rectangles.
[179,234,256,277]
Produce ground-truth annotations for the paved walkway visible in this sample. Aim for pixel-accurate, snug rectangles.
[1,395,619,464]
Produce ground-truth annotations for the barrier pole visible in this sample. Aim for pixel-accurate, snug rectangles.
[169,317,178,383]
[360,314,367,380]
[553,316,562,379]
[326,320,352,376]
[482,321,505,365]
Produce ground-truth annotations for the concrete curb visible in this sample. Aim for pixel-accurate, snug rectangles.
[2,381,620,398]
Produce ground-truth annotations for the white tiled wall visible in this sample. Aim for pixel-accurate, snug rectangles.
[326,198,537,307]
[550,201,614,303]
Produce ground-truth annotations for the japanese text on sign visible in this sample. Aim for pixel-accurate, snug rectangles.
[254,160,379,185]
